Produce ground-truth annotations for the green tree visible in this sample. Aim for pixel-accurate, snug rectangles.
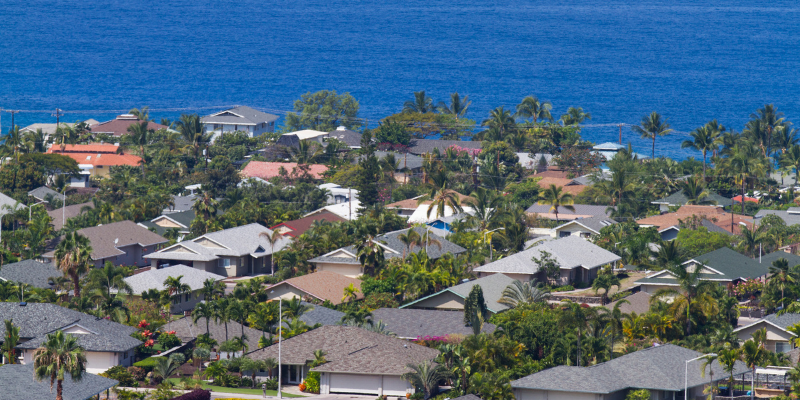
[559,301,598,366]
[401,360,452,400]
[537,184,575,221]
[515,96,553,124]
[591,268,621,305]
[357,235,385,276]
[463,285,489,327]
[498,280,550,308]
[85,262,132,298]
[560,107,591,126]
[152,355,181,382]
[193,301,216,336]
[126,120,152,177]
[374,119,411,145]
[780,144,800,183]
[653,262,719,335]
[682,122,722,178]
[54,232,93,298]
[625,389,651,400]
[285,90,361,131]
[675,228,731,258]
[258,229,285,276]
[437,92,471,120]
[2,319,20,364]
[632,112,673,159]
[33,331,87,400]
[404,91,434,113]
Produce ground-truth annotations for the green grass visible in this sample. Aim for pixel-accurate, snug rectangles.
[165,379,303,397]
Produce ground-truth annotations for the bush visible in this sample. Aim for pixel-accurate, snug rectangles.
[101,365,136,387]
[240,377,253,388]
[158,332,182,349]
[133,357,159,373]
[610,291,632,302]
[127,366,146,381]
[626,389,650,400]
[170,389,212,400]
[114,388,147,400]
[363,292,399,310]
[262,378,278,390]
[213,374,241,388]
[551,285,574,292]
[304,371,320,394]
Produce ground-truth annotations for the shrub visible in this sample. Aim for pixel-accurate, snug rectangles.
[304,371,320,394]
[170,389,212,400]
[262,378,278,390]
[551,285,574,292]
[626,389,650,400]
[100,365,136,387]
[127,366,146,381]
[133,357,159,373]
[240,377,253,388]
[363,292,399,310]
[213,374,241,388]
[610,291,632,302]
[114,388,147,400]
[158,332,182,349]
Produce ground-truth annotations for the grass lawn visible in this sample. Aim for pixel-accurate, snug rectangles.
[165,379,303,397]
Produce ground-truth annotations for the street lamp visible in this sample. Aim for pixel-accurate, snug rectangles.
[686,353,717,400]
[270,291,283,399]
[483,228,505,261]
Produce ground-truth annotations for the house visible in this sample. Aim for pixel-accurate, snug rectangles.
[636,205,753,240]
[755,208,800,227]
[304,200,362,221]
[122,264,225,313]
[20,119,99,141]
[326,126,362,149]
[275,129,329,148]
[201,105,278,140]
[0,302,141,373]
[0,363,117,400]
[271,211,347,238]
[387,192,474,220]
[241,161,329,181]
[138,209,195,240]
[246,325,439,395]
[370,308,496,340]
[400,273,516,314]
[652,190,732,212]
[552,216,618,238]
[408,204,475,225]
[0,260,62,289]
[426,213,472,235]
[356,151,425,182]
[90,114,170,137]
[144,223,291,277]
[0,191,25,216]
[309,227,466,278]
[512,344,747,400]
[42,220,169,268]
[27,186,65,203]
[636,248,771,295]
[318,183,359,205]
[473,236,621,285]
[734,313,800,353]
[525,203,612,221]
[518,153,552,171]
[47,201,93,231]
[533,176,587,197]
[592,142,650,161]
[46,144,142,186]
[161,315,264,355]
[407,139,482,155]
[758,250,800,267]
[266,271,364,305]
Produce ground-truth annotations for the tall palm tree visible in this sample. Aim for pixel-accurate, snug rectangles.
[163,275,191,308]
[54,232,93,298]
[769,258,795,309]
[214,298,232,343]
[481,107,516,139]
[724,143,766,221]
[741,340,765,400]
[54,124,78,152]
[559,107,591,126]
[200,278,225,301]
[737,225,768,258]
[129,106,152,121]
[2,125,24,162]
[680,176,714,205]
[91,291,130,323]
[174,114,207,164]
[258,230,284,276]
[700,353,720,400]
[682,122,722,178]
[33,331,87,400]
[291,140,323,164]
[498,280,550,308]
[282,297,311,320]
[3,319,20,364]
[23,128,47,153]
[193,301,216,336]
[559,301,598,366]
[780,144,800,184]
[603,300,629,359]
[632,112,673,159]
[401,360,452,400]
[437,93,471,119]
[420,170,463,219]
[465,187,506,231]
[537,184,575,221]
[357,236,385,276]
[397,229,423,258]
[126,120,152,177]
[515,96,553,124]
[85,262,132,298]
[403,91,434,113]
[653,262,719,335]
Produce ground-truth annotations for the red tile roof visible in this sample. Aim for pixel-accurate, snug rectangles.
[90,115,169,137]
[57,152,142,167]
[636,205,753,234]
[535,177,587,196]
[47,144,120,154]
[271,211,347,238]
[732,195,759,203]
[241,161,328,180]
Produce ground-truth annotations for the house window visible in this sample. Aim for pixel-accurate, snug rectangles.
[219,258,232,268]
[776,341,791,353]
[124,351,128,359]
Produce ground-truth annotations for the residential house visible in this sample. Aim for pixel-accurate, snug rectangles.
[532,176,587,197]
[356,151,424,182]
[42,220,168,268]
[473,236,621,285]
[138,209,195,240]
[47,201,93,231]
[407,139,482,156]
[734,313,800,353]
[0,260,61,289]
[246,325,439,395]
[309,227,466,278]
[46,144,142,186]
[652,190,732,212]
[304,200,362,221]
[387,192,474,220]
[275,129,329,148]
[552,216,618,238]
[592,142,650,161]
[636,247,770,295]
[161,316,264,356]
[326,126,362,149]
[144,223,291,277]
[20,119,99,142]
[512,344,747,400]
[27,186,65,203]
[241,161,328,181]
[201,105,278,140]
[400,273,516,314]
[0,302,141,373]
[636,205,753,240]
[271,211,347,238]
[755,207,800,227]
[266,271,364,305]
[318,183,359,204]
[426,213,472,235]
[370,308,496,340]
[122,265,225,313]
[0,363,117,400]
[90,114,170,137]
[525,203,612,221]
[0,192,25,215]
[758,250,800,267]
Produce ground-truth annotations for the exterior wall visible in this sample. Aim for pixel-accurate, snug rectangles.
[315,262,362,278]
[477,271,535,282]
[639,284,679,295]
[555,224,595,238]
[267,284,311,301]
[406,291,465,311]
[21,349,124,374]
[736,322,794,352]
[205,121,274,140]
[166,290,205,314]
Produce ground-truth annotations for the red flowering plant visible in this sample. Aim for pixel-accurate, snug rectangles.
[732,278,764,299]
[137,320,150,329]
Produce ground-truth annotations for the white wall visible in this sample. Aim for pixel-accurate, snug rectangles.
[329,373,382,395]
[20,349,123,374]
[315,263,362,278]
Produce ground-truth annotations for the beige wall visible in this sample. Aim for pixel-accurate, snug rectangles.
[267,284,310,301]
[736,322,795,352]
[406,291,465,311]
[554,224,594,238]
[315,262,362,278]
[478,271,534,282]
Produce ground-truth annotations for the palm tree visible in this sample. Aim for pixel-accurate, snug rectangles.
[53,232,93,298]
[33,331,87,400]
[560,107,591,126]
[397,229,423,258]
[281,297,311,320]
[515,96,553,124]
[465,187,506,231]
[127,120,152,177]
[653,262,718,335]
[129,106,152,121]
[769,258,795,308]
[227,300,251,340]
[174,113,207,164]
[403,91,434,113]
[357,235,386,276]
[85,262,132,298]
[591,270,621,305]
[651,240,684,270]
[152,356,181,382]
[604,300,629,359]
[193,302,216,335]
[632,112,673,159]
[249,302,278,341]
[291,140,323,164]
[680,176,714,205]
[537,184,575,221]
[163,275,191,305]
[420,170,463,219]
[240,357,266,388]
[737,225,768,258]
[780,144,800,184]
[258,230,284,276]
[3,319,20,364]
[2,125,24,162]
[437,93,470,119]
[342,283,360,303]
[723,143,766,221]
[498,280,550,308]
[559,301,598,366]
[741,340,765,400]
[401,360,452,400]
[481,107,516,139]
[214,298,232,343]
[91,291,130,323]
[682,122,722,178]
[700,353,720,400]
[54,124,77,152]
[200,278,225,301]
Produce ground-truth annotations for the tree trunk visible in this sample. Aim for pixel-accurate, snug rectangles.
[71,271,81,298]
[140,145,146,178]
[702,151,707,179]
[57,379,64,400]
[576,330,581,367]
[652,136,656,159]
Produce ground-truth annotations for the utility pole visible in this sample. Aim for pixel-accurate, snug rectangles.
[52,108,64,129]
[10,110,15,130]
[618,124,622,144]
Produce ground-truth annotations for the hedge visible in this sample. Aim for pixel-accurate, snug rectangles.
[170,389,211,400]
[132,357,158,372]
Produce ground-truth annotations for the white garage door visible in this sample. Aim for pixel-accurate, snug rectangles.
[330,373,381,395]
[382,376,409,396]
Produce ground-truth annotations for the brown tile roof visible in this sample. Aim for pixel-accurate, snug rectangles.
[535,176,587,196]
[268,271,363,305]
[241,161,328,180]
[532,170,571,179]
[90,115,169,137]
[270,210,347,238]
[247,325,439,375]
[43,220,168,261]
[47,144,120,153]
[47,201,94,231]
[636,205,753,234]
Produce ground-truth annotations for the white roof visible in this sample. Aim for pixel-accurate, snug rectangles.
[145,223,291,262]
[408,204,475,224]
[284,130,328,140]
[474,236,621,275]
[123,265,225,294]
[305,200,362,221]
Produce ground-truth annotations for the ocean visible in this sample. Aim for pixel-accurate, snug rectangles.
[2,0,800,159]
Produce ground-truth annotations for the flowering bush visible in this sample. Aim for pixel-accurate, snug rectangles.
[158,332,181,349]
[137,320,150,329]
[732,278,764,298]
[413,334,463,347]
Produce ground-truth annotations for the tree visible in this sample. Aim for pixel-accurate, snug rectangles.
[401,360,452,400]
[85,262,132,298]
[174,114,208,165]
[193,302,216,336]
[482,107,516,139]
[437,92,471,119]
[560,107,591,126]
[591,268,621,305]
[680,176,714,205]
[498,280,550,308]
[625,389,651,400]
[163,275,191,306]
[741,339,765,400]
[537,184,575,221]
[374,120,411,145]
[700,353,719,400]
[2,319,20,364]
[420,170,463,219]
[126,120,152,177]
[532,250,561,285]
[342,283,360,303]
[200,278,225,301]
[769,258,795,308]
[383,112,471,140]
[404,91,435,114]
[724,143,767,221]
[152,355,182,382]
[463,285,489,327]
[258,230,285,276]
[54,232,93,298]
[653,262,718,335]
[781,144,800,184]
[682,122,722,178]
[285,90,361,131]
[675,227,731,258]
[553,147,604,177]
[559,301,598,366]
[240,357,266,388]
[357,235,386,276]
[515,96,553,124]
[33,331,87,400]
[632,112,673,159]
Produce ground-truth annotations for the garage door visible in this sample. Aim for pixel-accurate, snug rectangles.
[382,376,409,396]
[329,373,381,395]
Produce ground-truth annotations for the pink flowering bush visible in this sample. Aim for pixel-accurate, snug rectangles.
[732,278,764,298]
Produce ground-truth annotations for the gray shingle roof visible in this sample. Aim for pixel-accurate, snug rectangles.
[763,313,800,330]
[0,363,117,400]
[653,190,732,207]
[407,139,482,155]
[401,273,516,313]
[0,303,140,352]
[161,315,263,352]
[201,106,278,125]
[555,216,617,234]
[525,204,612,218]
[450,395,482,400]
[0,260,61,289]
[356,151,424,170]
[296,302,345,326]
[512,344,749,393]
[755,209,800,226]
[146,223,291,262]
[0,192,24,216]
[247,325,439,375]
[28,186,65,202]
[473,236,621,275]
[326,127,362,148]
[371,308,496,339]
[138,210,195,235]
[43,220,168,261]
[165,194,197,213]
[47,201,94,231]
[123,265,225,294]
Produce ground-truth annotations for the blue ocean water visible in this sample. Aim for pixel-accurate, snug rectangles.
[2,0,800,159]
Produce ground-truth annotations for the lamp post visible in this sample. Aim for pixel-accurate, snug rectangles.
[483,228,505,261]
[686,353,717,400]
